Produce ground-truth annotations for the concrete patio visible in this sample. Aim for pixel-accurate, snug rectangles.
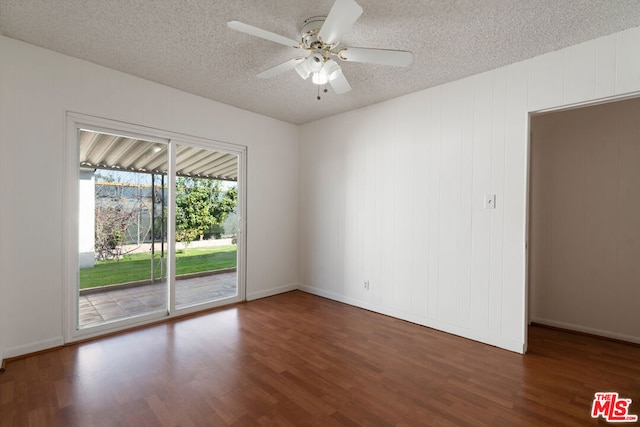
[79,272,237,327]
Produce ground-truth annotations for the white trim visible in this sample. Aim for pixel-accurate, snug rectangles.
[64,112,248,344]
[63,114,80,343]
[236,144,248,303]
[167,138,176,314]
[71,311,169,342]
[3,337,64,359]
[246,283,299,301]
[523,115,532,354]
[530,91,640,116]
[173,294,244,315]
[66,112,244,154]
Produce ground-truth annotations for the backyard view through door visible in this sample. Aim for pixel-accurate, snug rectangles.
[77,130,239,328]
[174,143,239,309]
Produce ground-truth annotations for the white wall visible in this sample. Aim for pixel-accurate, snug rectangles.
[529,98,640,343]
[0,36,299,359]
[298,26,640,353]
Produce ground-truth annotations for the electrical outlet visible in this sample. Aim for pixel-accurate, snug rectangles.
[364,280,370,290]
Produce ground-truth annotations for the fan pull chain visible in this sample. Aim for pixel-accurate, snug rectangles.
[316,84,329,101]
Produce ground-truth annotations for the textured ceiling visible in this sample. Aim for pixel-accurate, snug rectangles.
[1,1,639,125]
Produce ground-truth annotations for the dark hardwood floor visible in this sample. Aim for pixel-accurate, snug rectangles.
[1,290,638,426]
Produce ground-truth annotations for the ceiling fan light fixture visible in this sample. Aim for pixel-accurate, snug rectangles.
[312,68,329,85]
[309,53,324,71]
[295,55,323,79]
[323,59,342,81]
[227,0,413,99]
[295,62,311,79]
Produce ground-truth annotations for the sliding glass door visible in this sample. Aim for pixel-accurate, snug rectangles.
[174,144,239,309]
[68,116,244,338]
[78,131,169,328]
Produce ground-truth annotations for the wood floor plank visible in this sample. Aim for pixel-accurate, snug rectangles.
[1,290,639,426]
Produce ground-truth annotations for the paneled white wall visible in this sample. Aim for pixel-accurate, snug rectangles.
[299,26,640,353]
[0,36,299,359]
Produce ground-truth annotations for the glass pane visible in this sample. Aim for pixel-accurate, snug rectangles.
[78,130,168,328]
[174,144,238,309]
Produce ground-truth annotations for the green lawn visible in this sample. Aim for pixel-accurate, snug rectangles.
[80,245,237,289]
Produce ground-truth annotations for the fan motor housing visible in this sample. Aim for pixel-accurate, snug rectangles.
[301,16,326,49]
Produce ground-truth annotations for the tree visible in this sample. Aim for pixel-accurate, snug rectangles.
[175,177,237,249]
[94,205,130,260]
[94,172,152,260]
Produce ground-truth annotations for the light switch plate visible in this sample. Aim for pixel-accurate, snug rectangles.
[484,194,496,209]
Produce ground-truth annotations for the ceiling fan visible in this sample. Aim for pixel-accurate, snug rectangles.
[227,0,413,99]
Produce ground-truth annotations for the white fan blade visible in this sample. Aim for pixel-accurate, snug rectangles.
[339,47,413,67]
[227,21,299,47]
[258,58,305,79]
[318,0,363,45]
[329,70,352,94]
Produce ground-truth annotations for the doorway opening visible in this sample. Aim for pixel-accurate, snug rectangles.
[527,96,640,345]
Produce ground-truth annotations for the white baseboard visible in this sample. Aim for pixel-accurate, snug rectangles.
[299,284,525,354]
[246,283,299,301]
[3,336,64,360]
[531,318,640,345]
[0,287,534,361]
[1,286,298,360]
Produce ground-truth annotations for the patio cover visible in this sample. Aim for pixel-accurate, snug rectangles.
[79,130,237,181]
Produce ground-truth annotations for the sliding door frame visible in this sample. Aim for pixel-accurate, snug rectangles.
[63,112,247,343]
